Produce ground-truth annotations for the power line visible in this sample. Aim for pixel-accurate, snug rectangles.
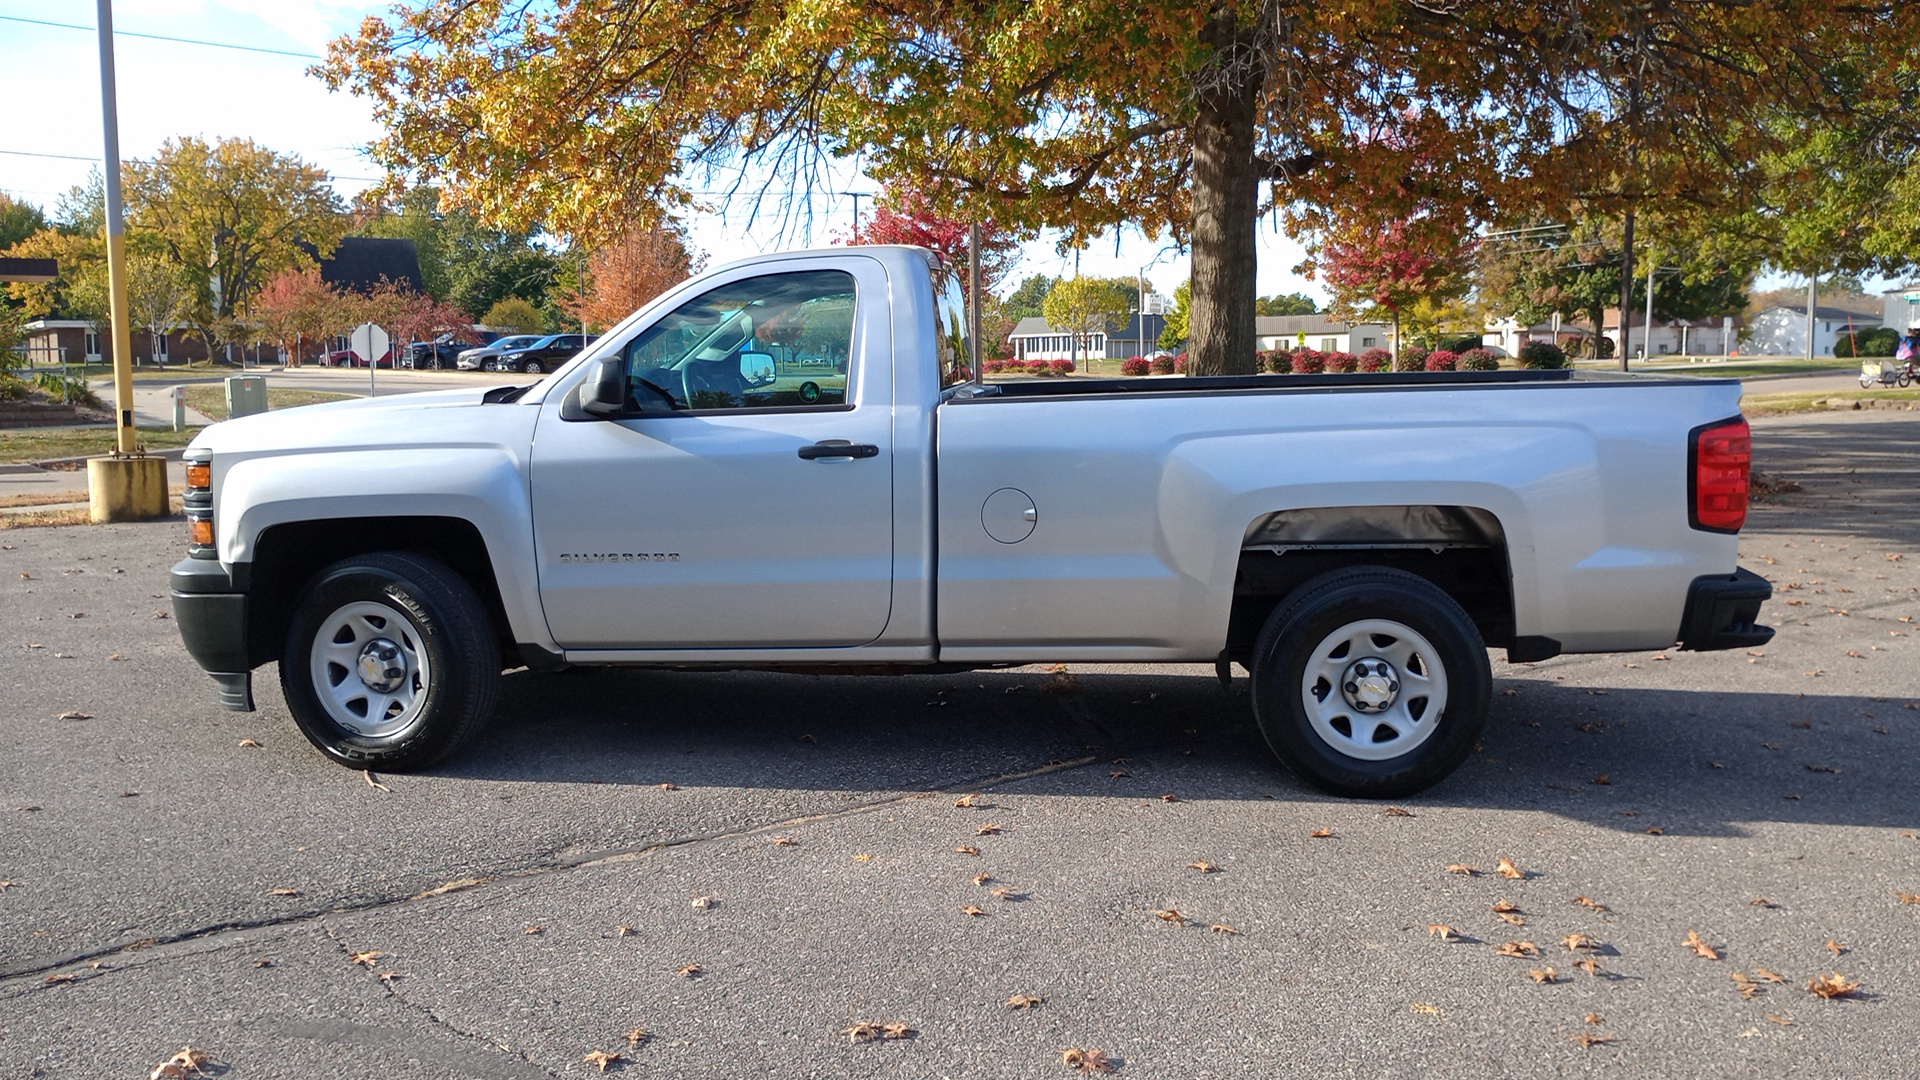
[0,14,321,59]
[0,148,381,182]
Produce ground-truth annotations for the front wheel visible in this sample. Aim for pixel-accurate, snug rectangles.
[521,359,544,375]
[1901,367,1914,388]
[1862,373,1877,389]
[1248,567,1490,798]
[280,553,500,770]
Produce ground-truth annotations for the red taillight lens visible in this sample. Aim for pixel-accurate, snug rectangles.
[1691,416,1750,532]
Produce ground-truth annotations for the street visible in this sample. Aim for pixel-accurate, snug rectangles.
[0,409,1916,1078]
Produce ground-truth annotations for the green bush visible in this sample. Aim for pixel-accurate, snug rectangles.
[1835,327,1898,358]
[1394,346,1428,372]
[1518,341,1568,369]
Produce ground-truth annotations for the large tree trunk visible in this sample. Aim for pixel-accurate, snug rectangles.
[1186,13,1263,377]
[1617,210,1635,371]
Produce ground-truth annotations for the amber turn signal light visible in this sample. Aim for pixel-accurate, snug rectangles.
[188,516,214,546]
[186,462,211,489]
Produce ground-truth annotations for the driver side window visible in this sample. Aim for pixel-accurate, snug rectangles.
[622,270,856,411]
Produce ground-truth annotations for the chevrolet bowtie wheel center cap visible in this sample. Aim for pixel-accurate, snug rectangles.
[357,640,408,693]
[1341,658,1400,713]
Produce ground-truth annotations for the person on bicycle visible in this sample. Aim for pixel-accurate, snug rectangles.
[1900,328,1920,365]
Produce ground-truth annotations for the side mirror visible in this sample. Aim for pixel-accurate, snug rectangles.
[738,350,775,386]
[581,357,628,417]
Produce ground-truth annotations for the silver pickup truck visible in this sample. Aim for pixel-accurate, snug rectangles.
[171,245,1770,796]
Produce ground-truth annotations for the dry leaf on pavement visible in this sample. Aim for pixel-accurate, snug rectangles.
[1061,1047,1115,1072]
[1210,923,1240,935]
[582,1049,622,1071]
[1445,864,1479,876]
[1007,994,1044,1009]
[1685,929,1721,960]
[1528,967,1559,984]
[1807,972,1861,999]
[1496,857,1526,879]
[1427,923,1463,942]
[1494,941,1540,957]
[349,950,383,966]
[1826,938,1848,956]
[625,1026,650,1046]
[1153,908,1187,926]
[1570,1032,1615,1048]
[961,905,988,917]
[676,963,703,978]
[1187,860,1218,873]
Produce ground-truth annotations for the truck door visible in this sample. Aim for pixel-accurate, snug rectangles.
[530,258,894,649]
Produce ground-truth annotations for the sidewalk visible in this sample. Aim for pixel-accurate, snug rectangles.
[0,386,209,515]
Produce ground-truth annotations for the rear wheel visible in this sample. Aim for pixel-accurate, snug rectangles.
[280,553,500,770]
[1248,567,1489,798]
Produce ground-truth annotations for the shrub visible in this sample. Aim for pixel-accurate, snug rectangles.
[1173,353,1188,374]
[1049,358,1075,375]
[1121,356,1151,376]
[983,359,1005,375]
[1836,327,1898,358]
[1441,334,1483,353]
[1395,346,1428,372]
[1289,348,1324,374]
[1033,362,1060,377]
[1518,341,1568,369]
[1357,348,1392,372]
[1324,351,1358,373]
[1150,354,1176,375]
[1458,347,1501,371]
[1424,349,1459,372]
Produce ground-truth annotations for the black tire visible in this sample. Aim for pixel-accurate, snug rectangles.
[522,359,544,374]
[1248,566,1489,798]
[280,552,500,771]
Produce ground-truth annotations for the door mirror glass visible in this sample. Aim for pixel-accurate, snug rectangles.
[738,351,776,386]
[581,357,628,416]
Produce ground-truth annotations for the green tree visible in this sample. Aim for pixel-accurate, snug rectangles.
[358,186,563,316]
[0,192,47,252]
[1042,276,1131,366]
[999,274,1056,324]
[1160,281,1192,350]
[1255,293,1317,317]
[124,136,347,353]
[54,171,105,236]
[482,296,545,335]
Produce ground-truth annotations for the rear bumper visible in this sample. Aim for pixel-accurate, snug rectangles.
[1677,567,1774,651]
[169,557,255,711]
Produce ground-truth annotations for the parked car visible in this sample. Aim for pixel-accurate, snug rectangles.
[494,333,592,374]
[171,246,1771,797]
[317,349,360,367]
[456,335,544,371]
[402,339,472,370]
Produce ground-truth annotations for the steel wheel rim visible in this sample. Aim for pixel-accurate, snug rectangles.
[1299,617,1448,761]
[308,599,431,739]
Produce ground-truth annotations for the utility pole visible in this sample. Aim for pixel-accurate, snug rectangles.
[844,192,871,235]
[87,0,166,522]
[1643,265,1656,363]
[1805,273,1817,362]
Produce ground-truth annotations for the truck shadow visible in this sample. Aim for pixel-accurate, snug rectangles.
[450,664,1917,836]
[1748,412,1920,546]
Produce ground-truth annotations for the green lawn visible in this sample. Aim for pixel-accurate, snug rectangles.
[1741,387,1920,416]
[0,426,202,463]
[184,385,356,420]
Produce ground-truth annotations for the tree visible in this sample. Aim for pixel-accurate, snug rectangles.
[54,171,105,236]
[357,185,565,317]
[483,296,546,335]
[3,228,107,325]
[844,185,1021,297]
[560,224,703,332]
[1001,275,1056,324]
[324,3,1920,379]
[1042,276,1131,366]
[1160,281,1192,350]
[1255,293,1317,317]
[255,266,347,366]
[1317,219,1469,359]
[124,136,347,354]
[126,253,192,366]
[389,293,480,349]
[0,193,46,252]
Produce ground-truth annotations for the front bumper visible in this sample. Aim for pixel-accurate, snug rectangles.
[1677,566,1774,651]
[170,557,255,711]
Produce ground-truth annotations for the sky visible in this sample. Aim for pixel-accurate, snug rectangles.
[0,0,1323,305]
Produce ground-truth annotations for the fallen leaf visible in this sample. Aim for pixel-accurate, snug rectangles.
[1411,1001,1443,1015]
[267,888,301,897]
[1007,994,1044,1009]
[1383,806,1415,817]
[252,958,274,968]
[676,963,703,978]
[853,853,875,862]
[614,925,634,937]
[1427,923,1462,942]
[769,836,797,846]
[1528,967,1559,984]
[1807,972,1861,999]
[990,886,1026,901]
[953,794,981,808]
[43,973,76,985]
[1561,932,1600,952]
[1897,891,1920,905]
[1644,826,1667,835]
[1576,957,1604,977]
[954,845,981,856]
[108,653,128,661]
[690,895,718,909]
[1159,792,1179,802]
[1496,912,1526,926]
[1445,864,1480,876]
[1685,929,1721,960]
[1754,968,1788,983]
[1590,774,1610,785]
[349,950,383,966]
[55,710,92,721]
[881,1022,915,1040]
[1109,770,1130,778]
[1187,860,1219,873]
[150,1047,212,1079]
[378,971,404,985]
[625,1026,650,1046]
[1494,941,1540,958]
[656,782,677,791]
[844,1022,881,1044]
[961,905,988,917]
[971,872,993,886]
[1209,923,1240,935]
[1766,1014,1794,1026]
[66,612,84,619]
[1154,908,1188,927]
[1571,1032,1616,1049]
[362,770,390,792]
[1495,857,1526,879]
[1750,897,1779,909]
[583,1050,622,1072]
[1061,1047,1115,1073]
[1491,899,1521,913]
[1571,895,1610,913]
[1826,938,1847,956]
[523,925,545,935]
[1309,827,1334,839]
[237,738,261,748]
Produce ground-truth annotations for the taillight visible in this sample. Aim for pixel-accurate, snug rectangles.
[1690,416,1750,533]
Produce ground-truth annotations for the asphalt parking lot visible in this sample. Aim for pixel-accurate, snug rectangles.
[1,409,1917,1079]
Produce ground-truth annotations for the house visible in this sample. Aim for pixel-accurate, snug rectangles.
[316,235,426,295]
[1008,313,1172,362]
[17,318,244,367]
[1601,309,1746,358]
[1882,284,1920,332]
[1740,305,1881,357]
[1255,314,1389,353]
[1483,316,1591,356]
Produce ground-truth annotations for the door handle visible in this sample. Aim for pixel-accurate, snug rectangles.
[797,440,879,460]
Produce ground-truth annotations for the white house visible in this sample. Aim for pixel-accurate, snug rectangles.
[1741,305,1881,356]
[1255,314,1389,353]
[1883,285,1920,331]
